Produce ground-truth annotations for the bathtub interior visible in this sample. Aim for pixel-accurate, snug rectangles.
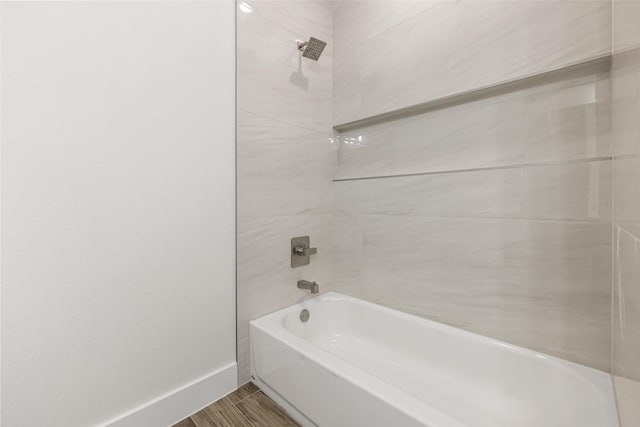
[255,292,618,427]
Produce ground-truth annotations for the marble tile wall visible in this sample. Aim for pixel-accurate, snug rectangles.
[612,0,640,423]
[333,72,613,370]
[333,0,611,125]
[236,0,335,384]
[336,73,612,180]
[237,0,624,398]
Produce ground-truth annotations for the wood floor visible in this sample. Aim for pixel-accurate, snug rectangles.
[172,383,300,427]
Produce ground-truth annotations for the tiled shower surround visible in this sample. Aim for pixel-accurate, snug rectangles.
[236,0,335,384]
[332,0,614,372]
[238,1,639,424]
[612,0,640,423]
[332,0,611,125]
[333,71,612,371]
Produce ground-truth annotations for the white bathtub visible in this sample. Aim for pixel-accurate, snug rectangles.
[250,292,619,427]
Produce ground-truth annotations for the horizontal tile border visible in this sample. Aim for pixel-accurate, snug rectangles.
[333,55,611,132]
[334,156,612,182]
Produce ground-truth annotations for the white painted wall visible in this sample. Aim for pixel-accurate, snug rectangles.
[0,2,236,426]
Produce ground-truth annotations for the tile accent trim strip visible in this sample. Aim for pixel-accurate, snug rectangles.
[334,156,613,182]
[333,55,611,132]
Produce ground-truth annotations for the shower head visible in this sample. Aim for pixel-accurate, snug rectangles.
[297,37,327,61]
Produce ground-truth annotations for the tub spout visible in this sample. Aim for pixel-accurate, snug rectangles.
[298,280,319,294]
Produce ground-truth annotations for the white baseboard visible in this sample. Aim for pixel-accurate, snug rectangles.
[101,362,237,427]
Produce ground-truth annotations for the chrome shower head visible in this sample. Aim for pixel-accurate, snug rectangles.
[297,37,327,61]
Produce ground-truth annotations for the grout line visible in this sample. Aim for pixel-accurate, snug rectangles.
[183,387,296,427]
[333,213,612,224]
[185,385,261,427]
[333,156,613,182]
[234,0,239,388]
[240,1,332,56]
[228,396,256,427]
[617,224,640,240]
[613,153,640,160]
[333,1,443,58]
[239,108,332,136]
[230,388,261,406]
[607,0,619,415]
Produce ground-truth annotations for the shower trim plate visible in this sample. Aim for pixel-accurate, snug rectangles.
[291,236,317,268]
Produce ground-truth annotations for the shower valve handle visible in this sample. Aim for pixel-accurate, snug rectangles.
[294,246,317,256]
[291,236,317,268]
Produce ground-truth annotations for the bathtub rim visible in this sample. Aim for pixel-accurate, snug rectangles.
[250,291,618,427]
[250,293,467,427]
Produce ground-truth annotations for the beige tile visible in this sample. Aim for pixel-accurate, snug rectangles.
[523,74,611,163]
[614,157,640,236]
[236,392,300,426]
[237,335,251,385]
[237,111,336,217]
[331,214,365,294]
[236,215,333,330]
[612,3,640,420]
[237,8,331,131]
[333,0,436,58]
[333,49,363,125]
[613,0,640,53]
[335,168,521,218]
[334,0,610,123]
[236,0,334,387]
[613,228,640,381]
[336,73,609,180]
[521,160,611,221]
[336,160,612,222]
[611,48,640,156]
[236,214,333,383]
[244,0,332,43]
[334,215,611,370]
[336,92,527,179]
[614,375,640,427]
